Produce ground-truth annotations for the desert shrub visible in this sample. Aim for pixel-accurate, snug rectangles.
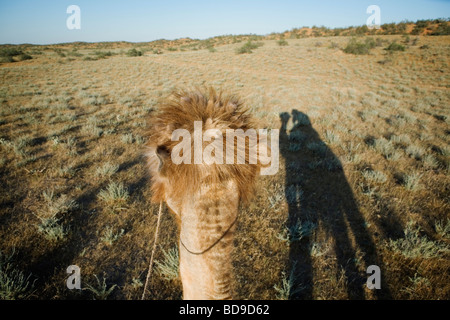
[277,39,288,46]
[411,19,430,35]
[0,56,14,63]
[17,54,32,61]
[0,48,23,57]
[0,48,32,63]
[381,23,399,35]
[355,25,369,35]
[94,50,114,59]
[54,49,66,57]
[385,41,405,52]
[236,41,263,54]
[67,50,83,57]
[153,48,164,54]
[431,21,450,35]
[364,37,376,49]
[126,48,142,57]
[397,22,407,33]
[30,49,44,55]
[343,38,375,55]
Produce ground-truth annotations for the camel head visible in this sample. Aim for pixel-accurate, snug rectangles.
[146,88,266,299]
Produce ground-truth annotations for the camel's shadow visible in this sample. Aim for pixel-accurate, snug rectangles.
[279,110,391,300]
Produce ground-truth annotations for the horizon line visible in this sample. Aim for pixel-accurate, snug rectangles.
[1,16,448,46]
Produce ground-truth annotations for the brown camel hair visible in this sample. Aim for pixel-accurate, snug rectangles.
[145,88,265,299]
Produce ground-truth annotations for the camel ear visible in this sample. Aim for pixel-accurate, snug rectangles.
[156,145,170,171]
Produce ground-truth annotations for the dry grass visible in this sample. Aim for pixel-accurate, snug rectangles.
[0,34,449,300]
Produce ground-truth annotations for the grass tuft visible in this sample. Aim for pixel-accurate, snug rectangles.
[95,162,119,178]
[0,250,34,300]
[362,170,387,183]
[277,220,317,243]
[84,273,117,300]
[35,193,77,241]
[402,172,422,191]
[98,181,129,207]
[100,227,124,246]
[155,246,179,281]
[273,263,305,300]
[388,221,449,259]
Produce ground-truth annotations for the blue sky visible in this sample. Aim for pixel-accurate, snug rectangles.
[0,0,449,44]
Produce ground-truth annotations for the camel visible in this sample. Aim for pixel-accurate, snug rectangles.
[145,88,266,299]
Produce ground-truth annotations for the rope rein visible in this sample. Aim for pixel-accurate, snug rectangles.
[141,201,163,300]
[141,202,238,299]
[179,214,238,255]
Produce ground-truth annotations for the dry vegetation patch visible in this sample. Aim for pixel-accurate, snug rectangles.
[0,33,449,299]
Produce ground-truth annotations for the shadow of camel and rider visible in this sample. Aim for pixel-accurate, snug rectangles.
[279,110,391,300]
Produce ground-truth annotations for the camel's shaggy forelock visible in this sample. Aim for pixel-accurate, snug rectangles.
[145,87,261,204]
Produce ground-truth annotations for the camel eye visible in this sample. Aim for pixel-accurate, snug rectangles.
[156,145,170,159]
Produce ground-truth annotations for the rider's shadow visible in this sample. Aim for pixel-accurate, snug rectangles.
[279,110,390,299]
